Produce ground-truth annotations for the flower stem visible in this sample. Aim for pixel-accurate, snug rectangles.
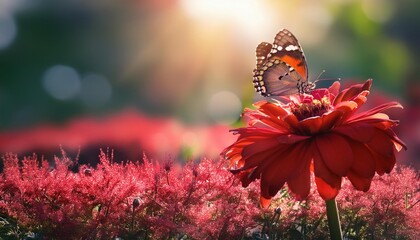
[325,198,343,240]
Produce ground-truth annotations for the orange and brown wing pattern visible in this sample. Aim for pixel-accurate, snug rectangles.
[271,29,308,81]
[253,29,311,97]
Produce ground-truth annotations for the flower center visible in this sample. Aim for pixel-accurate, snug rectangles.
[290,96,332,121]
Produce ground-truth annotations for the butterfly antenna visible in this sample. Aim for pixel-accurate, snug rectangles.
[318,77,341,82]
[314,70,340,83]
[313,70,325,84]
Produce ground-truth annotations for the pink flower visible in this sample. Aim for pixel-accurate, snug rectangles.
[0,110,236,163]
[223,79,407,207]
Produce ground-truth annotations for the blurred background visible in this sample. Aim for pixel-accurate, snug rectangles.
[0,0,418,168]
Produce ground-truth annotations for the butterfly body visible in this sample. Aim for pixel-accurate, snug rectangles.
[253,29,315,97]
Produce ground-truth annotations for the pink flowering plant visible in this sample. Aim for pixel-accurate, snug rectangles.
[0,150,418,239]
[0,150,261,239]
[251,166,419,239]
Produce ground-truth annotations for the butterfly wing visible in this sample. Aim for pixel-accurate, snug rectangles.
[272,29,308,80]
[255,42,272,69]
[259,61,307,96]
[253,29,310,97]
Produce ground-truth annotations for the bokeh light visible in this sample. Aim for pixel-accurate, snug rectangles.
[42,65,81,101]
[80,73,112,108]
[361,0,395,23]
[0,15,16,50]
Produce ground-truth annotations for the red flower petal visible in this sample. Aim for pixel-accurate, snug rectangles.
[236,169,256,187]
[333,123,376,143]
[315,176,340,200]
[328,81,341,97]
[320,110,344,132]
[311,88,330,101]
[260,141,310,199]
[283,114,300,132]
[255,101,289,118]
[333,79,372,105]
[367,130,395,158]
[349,141,375,178]
[232,127,279,140]
[346,116,398,131]
[245,103,291,131]
[287,149,312,199]
[371,149,396,175]
[260,196,272,208]
[298,116,323,134]
[313,143,342,188]
[315,133,353,176]
[243,145,296,182]
[334,101,359,123]
[366,130,397,174]
[346,170,372,192]
[350,101,403,121]
[384,128,407,151]
[352,91,369,107]
[242,136,285,158]
[349,102,402,122]
[276,134,310,144]
[240,140,288,172]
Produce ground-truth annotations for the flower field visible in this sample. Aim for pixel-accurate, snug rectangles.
[0,151,418,239]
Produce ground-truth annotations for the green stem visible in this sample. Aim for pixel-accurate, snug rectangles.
[325,198,343,240]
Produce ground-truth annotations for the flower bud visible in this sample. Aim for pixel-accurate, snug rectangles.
[133,197,141,209]
[84,168,92,176]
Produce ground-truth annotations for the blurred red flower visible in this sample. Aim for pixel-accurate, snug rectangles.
[0,110,236,165]
[223,79,407,207]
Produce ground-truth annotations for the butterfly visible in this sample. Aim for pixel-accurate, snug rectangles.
[253,29,315,97]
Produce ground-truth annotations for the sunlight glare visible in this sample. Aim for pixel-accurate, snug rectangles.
[180,0,273,39]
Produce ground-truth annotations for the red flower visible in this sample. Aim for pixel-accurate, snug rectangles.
[223,79,407,207]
